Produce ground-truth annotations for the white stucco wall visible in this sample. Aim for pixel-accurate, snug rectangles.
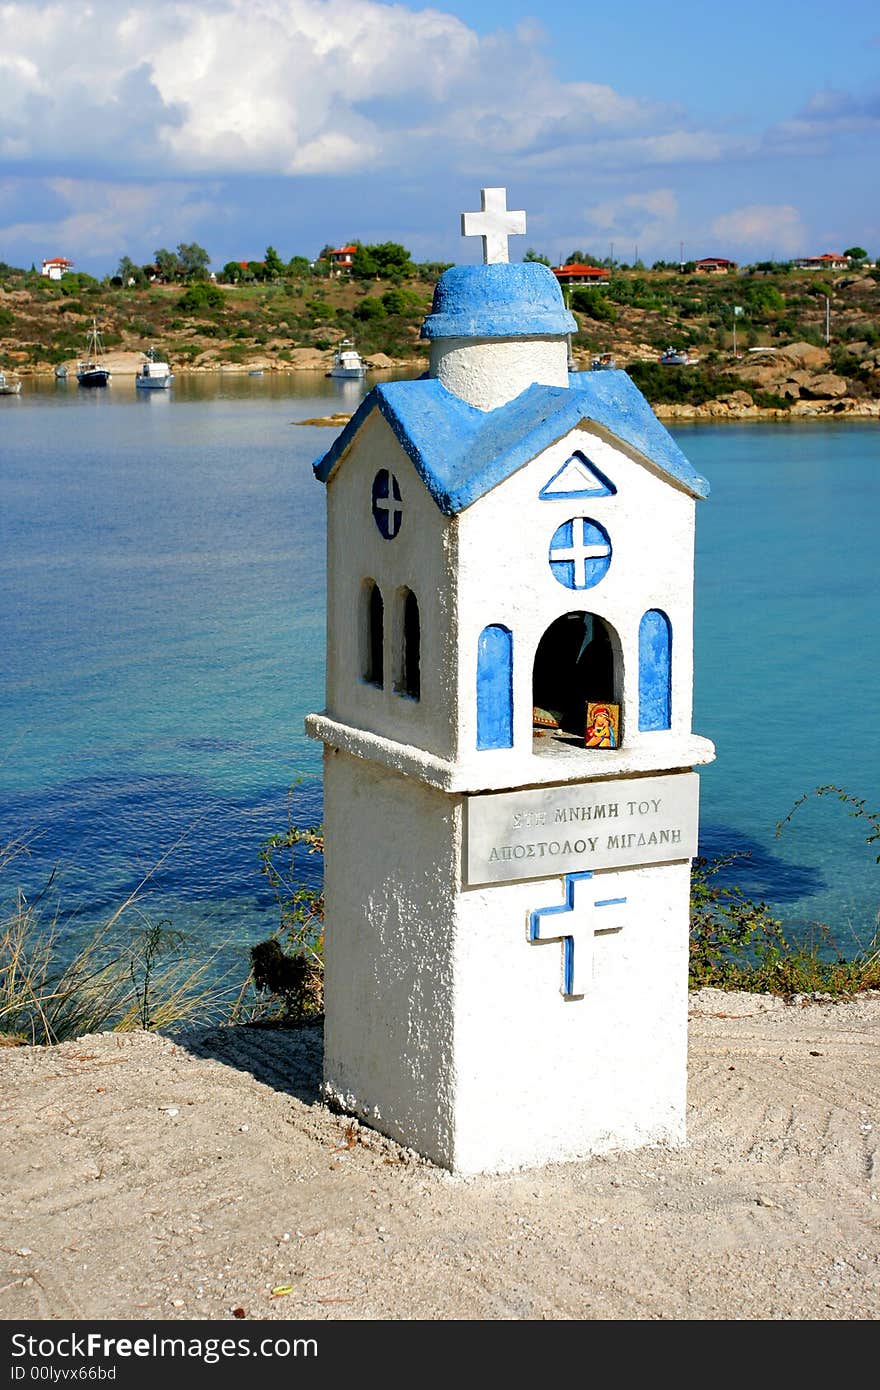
[322,410,461,762]
[452,860,690,1173]
[321,747,691,1174]
[455,423,697,773]
[430,336,570,409]
[321,748,461,1167]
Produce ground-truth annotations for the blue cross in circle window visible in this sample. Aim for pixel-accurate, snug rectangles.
[548,517,612,589]
[372,469,403,539]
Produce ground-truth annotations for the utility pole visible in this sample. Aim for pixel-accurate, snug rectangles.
[825,294,831,345]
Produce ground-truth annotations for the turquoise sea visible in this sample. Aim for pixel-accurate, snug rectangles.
[0,376,878,976]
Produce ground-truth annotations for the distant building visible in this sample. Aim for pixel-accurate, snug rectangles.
[693,257,737,274]
[551,263,610,287]
[329,245,358,274]
[41,256,73,281]
[791,253,849,271]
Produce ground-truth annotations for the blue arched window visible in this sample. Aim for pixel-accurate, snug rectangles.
[477,624,513,750]
[638,609,672,731]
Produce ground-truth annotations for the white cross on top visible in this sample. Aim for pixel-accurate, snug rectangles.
[461,187,526,264]
[549,519,611,587]
[529,871,628,998]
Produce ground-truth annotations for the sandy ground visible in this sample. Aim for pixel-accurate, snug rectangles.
[1,988,878,1322]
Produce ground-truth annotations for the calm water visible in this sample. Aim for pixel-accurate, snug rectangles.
[1,377,878,972]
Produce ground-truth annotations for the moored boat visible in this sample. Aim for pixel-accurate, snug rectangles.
[0,369,22,395]
[77,319,111,387]
[326,340,366,379]
[135,348,173,390]
[659,345,698,366]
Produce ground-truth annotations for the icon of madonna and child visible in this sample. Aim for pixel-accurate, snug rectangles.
[585,701,620,749]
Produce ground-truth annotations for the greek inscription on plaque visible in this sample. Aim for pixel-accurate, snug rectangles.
[465,772,700,886]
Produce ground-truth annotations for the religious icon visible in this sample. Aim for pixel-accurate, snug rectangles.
[585,701,620,749]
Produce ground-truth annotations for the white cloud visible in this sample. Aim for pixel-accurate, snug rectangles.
[711,204,806,256]
[0,178,219,260]
[0,0,726,178]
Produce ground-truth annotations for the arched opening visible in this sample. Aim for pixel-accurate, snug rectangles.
[639,609,672,730]
[532,611,620,749]
[476,624,513,750]
[394,588,420,700]
[362,580,384,687]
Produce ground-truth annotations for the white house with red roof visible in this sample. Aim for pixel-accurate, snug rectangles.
[328,244,358,274]
[693,257,738,274]
[791,253,850,270]
[552,262,610,288]
[41,256,73,281]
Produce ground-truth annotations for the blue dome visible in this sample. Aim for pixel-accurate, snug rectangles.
[420,262,577,340]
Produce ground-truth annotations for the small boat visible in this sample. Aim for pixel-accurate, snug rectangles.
[659,346,698,366]
[54,364,68,380]
[76,319,111,387]
[326,340,366,379]
[247,368,264,377]
[0,369,22,395]
[135,348,173,390]
[591,353,616,371]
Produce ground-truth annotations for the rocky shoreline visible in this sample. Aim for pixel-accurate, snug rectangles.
[15,341,880,423]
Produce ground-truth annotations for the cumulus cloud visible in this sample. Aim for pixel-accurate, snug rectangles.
[711,204,806,256]
[586,189,678,236]
[0,178,220,260]
[0,0,725,178]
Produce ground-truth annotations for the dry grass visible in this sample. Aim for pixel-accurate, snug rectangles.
[0,834,245,1045]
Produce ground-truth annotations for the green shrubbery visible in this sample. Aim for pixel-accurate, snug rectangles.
[177,282,224,312]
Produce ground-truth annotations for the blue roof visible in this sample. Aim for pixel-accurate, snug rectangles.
[420,263,577,339]
[313,369,709,512]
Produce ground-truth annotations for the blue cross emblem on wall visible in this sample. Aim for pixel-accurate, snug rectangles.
[548,517,612,589]
[372,469,403,539]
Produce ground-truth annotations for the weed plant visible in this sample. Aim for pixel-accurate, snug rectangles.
[0,835,244,1045]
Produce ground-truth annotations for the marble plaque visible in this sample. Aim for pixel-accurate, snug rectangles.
[465,772,700,886]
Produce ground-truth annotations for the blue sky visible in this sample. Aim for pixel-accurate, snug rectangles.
[1,0,877,275]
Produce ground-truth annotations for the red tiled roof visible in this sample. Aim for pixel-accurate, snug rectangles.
[695,257,736,266]
[43,256,73,266]
[553,263,608,278]
[331,246,357,256]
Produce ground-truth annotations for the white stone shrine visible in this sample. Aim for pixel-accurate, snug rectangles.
[306,189,715,1174]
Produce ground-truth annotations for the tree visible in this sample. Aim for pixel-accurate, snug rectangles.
[287,255,310,277]
[571,288,617,322]
[153,248,180,282]
[351,245,379,280]
[176,241,210,279]
[843,246,868,262]
[177,281,224,311]
[116,256,144,287]
[263,245,285,279]
[524,249,551,265]
[368,242,412,277]
[222,260,245,284]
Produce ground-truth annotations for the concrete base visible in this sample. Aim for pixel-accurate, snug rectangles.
[321,747,692,1175]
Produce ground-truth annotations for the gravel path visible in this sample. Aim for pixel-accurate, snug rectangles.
[2,989,878,1321]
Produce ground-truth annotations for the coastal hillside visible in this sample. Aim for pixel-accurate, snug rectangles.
[2,258,879,415]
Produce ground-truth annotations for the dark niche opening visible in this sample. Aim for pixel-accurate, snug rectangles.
[532,611,618,748]
[397,588,420,701]
[364,581,384,687]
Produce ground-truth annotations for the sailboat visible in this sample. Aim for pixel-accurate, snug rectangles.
[76,319,111,387]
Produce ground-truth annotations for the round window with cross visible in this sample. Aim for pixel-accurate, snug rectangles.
[548,517,612,589]
[372,469,403,539]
